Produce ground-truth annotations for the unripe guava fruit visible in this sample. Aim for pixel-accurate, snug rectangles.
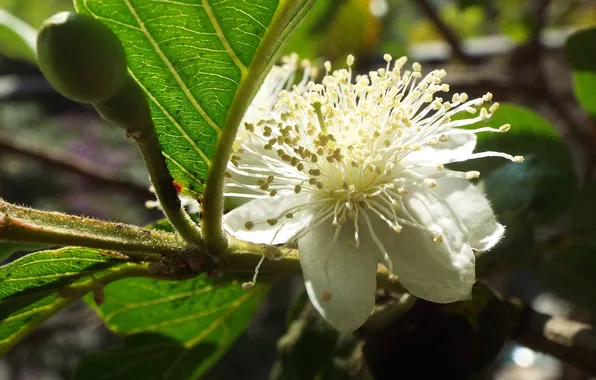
[37,12,127,103]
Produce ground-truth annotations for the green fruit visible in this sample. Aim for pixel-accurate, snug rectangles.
[37,12,127,103]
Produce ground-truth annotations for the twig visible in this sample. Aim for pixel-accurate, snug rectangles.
[510,300,596,374]
[0,198,400,289]
[411,0,474,64]
[0,133,152,199]
[0,199,185,259]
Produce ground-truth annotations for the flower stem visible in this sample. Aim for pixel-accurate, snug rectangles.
[201,0,316,254]
[93,76,203,246]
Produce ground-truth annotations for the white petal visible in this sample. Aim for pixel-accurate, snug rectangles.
[402,132,477,165]
[298,221,378,332]
[223,193,312,245]
[433,177,504,251]
[378,184,475,303]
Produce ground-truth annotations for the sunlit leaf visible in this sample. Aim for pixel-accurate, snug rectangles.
[75,0,314,194]
[0,247,129,354]
[75,275,269,380]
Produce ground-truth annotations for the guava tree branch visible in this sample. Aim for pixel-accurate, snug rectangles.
[0,199,185,260]
[509,300,596,375]
[411,0,474,64]
[0,199,401,290]
[0,133,152,199]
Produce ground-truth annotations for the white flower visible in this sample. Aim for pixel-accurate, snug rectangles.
[223,54,522,332]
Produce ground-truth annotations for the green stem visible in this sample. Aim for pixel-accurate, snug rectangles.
[93,76,203,246]
[201,0,316,253]
[0,199,185,259]
[0,262,149,356]
[0,199,401,290]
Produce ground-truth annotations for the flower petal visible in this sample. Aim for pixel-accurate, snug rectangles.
[379,184,475,303]
[223,193,312,245]
[298,221,378,332]
[402,132,477,166]
[433,177,504,251]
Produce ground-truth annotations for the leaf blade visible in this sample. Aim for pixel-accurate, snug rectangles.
[0,247,136,353]
[76,275,269,380]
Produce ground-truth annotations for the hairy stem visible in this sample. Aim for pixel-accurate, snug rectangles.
[0,199,399,289]
[94,76,203,245]
[0,199,185,259]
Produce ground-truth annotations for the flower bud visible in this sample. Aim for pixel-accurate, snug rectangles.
[36,12,127,103]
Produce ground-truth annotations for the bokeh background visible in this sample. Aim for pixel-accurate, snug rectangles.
[1,0,595,379]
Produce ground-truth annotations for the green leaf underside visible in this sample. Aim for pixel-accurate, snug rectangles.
[76,275,268,380]
[0,247,127,352]
[74,0,280,194]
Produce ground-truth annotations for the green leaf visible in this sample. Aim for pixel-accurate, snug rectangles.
[452,103,577,221]
[565,28,596,72]
[0,9,37,63]
[572,71,596,119]
[566,28,596,118]
[75,0,314,194]
[0,247,131,354]
[75,275,269,380]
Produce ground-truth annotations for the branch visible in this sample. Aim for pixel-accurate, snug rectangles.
[0,199,400,290]
[0,133,152,199]
[411,0,475,64]
[510,300,596,375]
[0,199,186,260]
[93,76,204,245]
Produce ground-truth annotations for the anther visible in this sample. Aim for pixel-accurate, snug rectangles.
[513,156,524,163]
[242,282,254,290]
[465,171,480,180]
[267,218,278,226]
[347,54,355,66]
[244,221,255,230]
[321,290,332,302]
[294,185,302,193]
[432,235,444,243]
[424,178,437,188]
[499,124,510,132]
